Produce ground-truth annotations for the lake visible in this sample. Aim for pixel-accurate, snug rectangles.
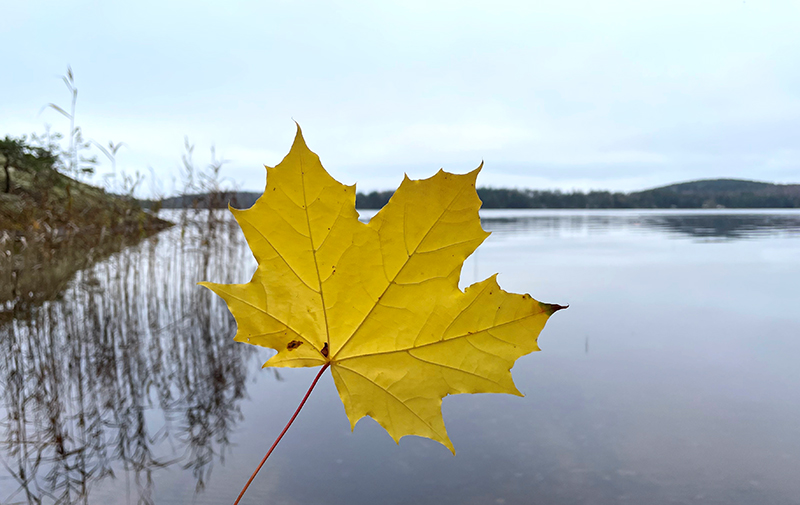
[1,209,799,505]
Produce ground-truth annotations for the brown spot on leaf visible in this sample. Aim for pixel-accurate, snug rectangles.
[542,303,569,316]
[321,342,329,357]
[287,340,303,351]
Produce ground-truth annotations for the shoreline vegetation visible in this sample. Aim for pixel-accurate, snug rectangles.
[0,155,172,314]
[1,68,177,311]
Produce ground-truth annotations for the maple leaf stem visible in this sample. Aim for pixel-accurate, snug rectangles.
[233,361,330,505]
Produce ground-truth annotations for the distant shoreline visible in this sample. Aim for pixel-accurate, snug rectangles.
[144,178,800,210]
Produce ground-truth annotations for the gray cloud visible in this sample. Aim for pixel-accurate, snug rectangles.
[2,0,798,196]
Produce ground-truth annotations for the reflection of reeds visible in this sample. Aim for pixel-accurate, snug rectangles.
[0,209,266,504]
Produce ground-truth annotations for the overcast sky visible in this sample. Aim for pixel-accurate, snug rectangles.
[2,0,799,196]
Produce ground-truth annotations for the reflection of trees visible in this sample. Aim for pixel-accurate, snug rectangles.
[479,211,800,240]
[0,210,264,504]
[643,213,800,239]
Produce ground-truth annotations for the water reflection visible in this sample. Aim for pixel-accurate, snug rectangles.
[644,212,800,239]
[2,209,799,505]
[0,210,262,504]
[476,209,800,240]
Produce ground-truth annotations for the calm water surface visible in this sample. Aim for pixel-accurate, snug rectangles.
[1,209,799,505]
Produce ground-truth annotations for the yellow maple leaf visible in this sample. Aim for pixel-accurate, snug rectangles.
[200,126,564,453]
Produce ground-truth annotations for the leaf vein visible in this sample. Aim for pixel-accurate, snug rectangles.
[244,222,319,294]
[220,289,317,350]
[335,364,448,441]
[299,152,331,349]
[406,350,506,388]
[336,310,544,361]
[333,182,472,358]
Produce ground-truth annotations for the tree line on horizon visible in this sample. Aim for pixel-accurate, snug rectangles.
[361,185,800,209]
[153,179,800,210]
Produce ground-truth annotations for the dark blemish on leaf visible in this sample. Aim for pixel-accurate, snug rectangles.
[287,340,303,351]
[321,342,329,357]
[542,303,569,316]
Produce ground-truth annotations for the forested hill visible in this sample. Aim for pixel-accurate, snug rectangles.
[656,179,777,193]
[153,179,800,210]
[358,179,800,209]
